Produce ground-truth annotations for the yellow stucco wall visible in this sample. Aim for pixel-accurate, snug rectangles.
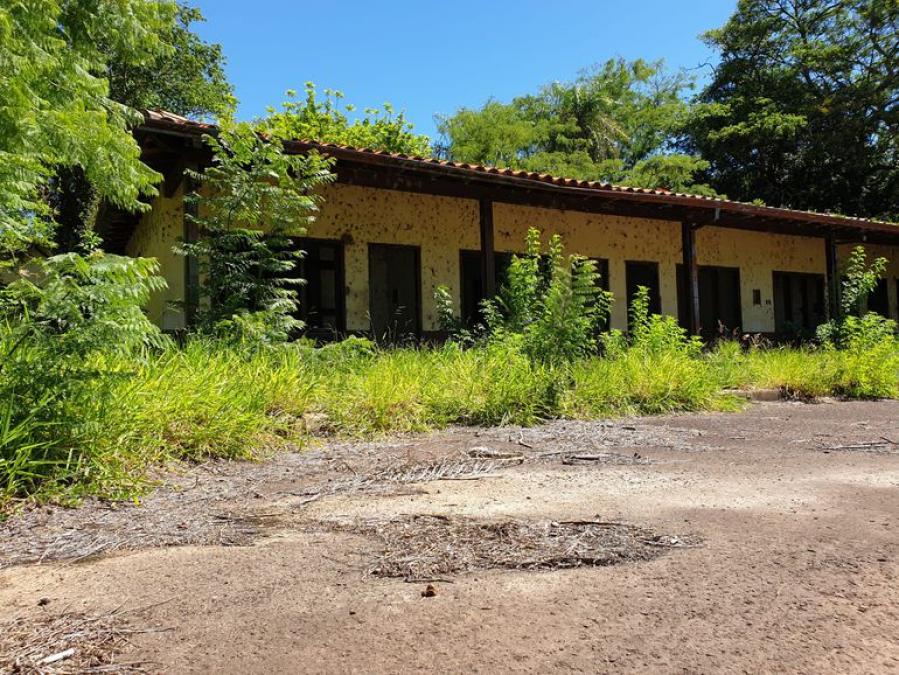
[312,183,480,331]
[492,203,682,330]
[313,185,694,331]
[127,179,899,333]
[125,183,186,330]
[696,227,826,332]
[313,185,887,332]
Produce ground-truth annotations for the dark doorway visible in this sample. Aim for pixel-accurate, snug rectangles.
[676,265,742,337]
[369,244,421,340]
[295,238,345,337]
[460,252,610,329]
[459,250,514,326]
[868,278,889,317]
[625,261,661,325]
[773,271,825,335]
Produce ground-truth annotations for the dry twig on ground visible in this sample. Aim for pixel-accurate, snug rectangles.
[322,515,694,581]
[0,609,162,674]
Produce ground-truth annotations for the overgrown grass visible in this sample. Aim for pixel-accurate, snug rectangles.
[562,349,742,417]
[708,341,899,400]
[2,334,897,507]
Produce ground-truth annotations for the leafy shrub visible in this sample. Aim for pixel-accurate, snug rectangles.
[315,335,377,363]
[439,228,611,365]
[810,245,897,398]
[840,246,888,318]
[0,253,167,499]
[830,313,898,398]
[212,309,302,350]
[817,245,888,345]
[627,286,702,356]
[435,285,472,343]
[178,121,334,343]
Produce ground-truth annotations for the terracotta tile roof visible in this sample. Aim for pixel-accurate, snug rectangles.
[139,110,899,236]
[144,109,217,133]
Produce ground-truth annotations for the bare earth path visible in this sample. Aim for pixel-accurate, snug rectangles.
[2,401,898,674]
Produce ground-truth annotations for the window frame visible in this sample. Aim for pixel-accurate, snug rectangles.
[295,237,346,336]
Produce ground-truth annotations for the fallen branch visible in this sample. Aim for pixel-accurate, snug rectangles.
[823,441,896,453]
[467,447,524,460]
[40,647,75,665]
[293,493,322,507]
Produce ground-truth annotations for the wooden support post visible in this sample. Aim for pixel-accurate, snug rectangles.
[681,222,701,336]
[183,169,200,328]
[479,199,496,301]
[825,235,840,320]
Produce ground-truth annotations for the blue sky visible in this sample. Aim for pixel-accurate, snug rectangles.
[192,1,736,139]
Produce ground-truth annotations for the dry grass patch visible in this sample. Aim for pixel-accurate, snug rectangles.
[365,455,513,485]
[0,609,160,674]
[327,514,694,581]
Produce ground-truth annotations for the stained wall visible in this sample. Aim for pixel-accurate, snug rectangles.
[127,179,899,333]
[125,183,186,330]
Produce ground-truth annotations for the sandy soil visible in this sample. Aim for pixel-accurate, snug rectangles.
[1,400,898,674]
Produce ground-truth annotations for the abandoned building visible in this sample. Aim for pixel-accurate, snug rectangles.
[105,110,899,340]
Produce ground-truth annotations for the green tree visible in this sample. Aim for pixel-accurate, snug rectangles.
[0,0,173,264]
[54,2,233,255]
[686,0,899,220]
[435,100,537,167]
[178,121,335,343]
[262,82,432,155]
[436,59,716,194]
[105,2,234,119]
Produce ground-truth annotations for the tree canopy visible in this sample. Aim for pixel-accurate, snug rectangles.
[105,2,234,120]
[14,1,233,255]
[686,0,898,220]
[262,83,432,155]
[0,0,175,262]
[435,58,718,195]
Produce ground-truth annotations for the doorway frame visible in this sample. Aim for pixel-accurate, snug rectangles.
[367,242,423,338]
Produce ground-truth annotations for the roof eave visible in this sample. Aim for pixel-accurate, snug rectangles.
[135,113,899,243]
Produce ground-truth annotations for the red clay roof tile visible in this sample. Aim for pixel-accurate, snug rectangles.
[139,109,898,234]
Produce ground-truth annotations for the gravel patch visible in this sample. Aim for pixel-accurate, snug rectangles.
[471,419,715,457]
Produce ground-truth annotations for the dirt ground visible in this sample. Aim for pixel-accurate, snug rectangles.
[2,400,898,674]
